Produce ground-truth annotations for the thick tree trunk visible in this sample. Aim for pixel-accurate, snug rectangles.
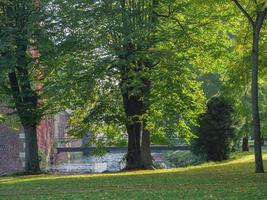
[126,122,142,169]
[4,2,41,173]
[9,72,40,173]
[118,0,158,170]
[23,125,40,173]
[140,123,153,169]
[140,76,153,169]
[121,89,144,169]
[252,28,264,173]
[242,136,249,152]
[121,87,153,169]
[8,36,40,173]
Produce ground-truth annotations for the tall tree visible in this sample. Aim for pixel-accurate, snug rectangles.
[232,0,266,173]
[0,0,43,172]
[43,0,205,169]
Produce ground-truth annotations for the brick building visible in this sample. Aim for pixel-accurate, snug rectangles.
[0,103,57,175]
[0,104,25,176]
[0,106,82,175]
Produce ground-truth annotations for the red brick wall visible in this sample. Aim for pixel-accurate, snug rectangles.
[0,107,55,173]
[37,117,53,168]
[0,105,24,175]
[0,131,24,175]
[0,103,76,174]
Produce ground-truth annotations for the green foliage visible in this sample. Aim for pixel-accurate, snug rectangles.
[0,114,4,122]
[199,73,222,100]
[192,96,236,161]
[0,112,21,131]
[42,0,207,146]
[164,150,206,167]
[2,0,263,152]
[0,0,45,126]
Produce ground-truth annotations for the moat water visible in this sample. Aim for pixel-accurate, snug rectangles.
[50,152,173,174]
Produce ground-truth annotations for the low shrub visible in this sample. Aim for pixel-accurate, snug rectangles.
[163,151,206,167]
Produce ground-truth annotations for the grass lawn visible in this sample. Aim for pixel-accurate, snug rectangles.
[0,151,267,200]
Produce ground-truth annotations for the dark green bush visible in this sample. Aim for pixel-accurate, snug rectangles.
[192,96,236,161]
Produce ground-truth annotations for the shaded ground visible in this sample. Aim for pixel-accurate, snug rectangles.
[0,151,266,200]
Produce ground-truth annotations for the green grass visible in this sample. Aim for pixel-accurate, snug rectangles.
[0,151,267,200]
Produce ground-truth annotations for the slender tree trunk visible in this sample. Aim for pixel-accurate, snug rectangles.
[242,136,249,152]
[252,28,264,173]
[23,125,40,173]
[261,135,265,146]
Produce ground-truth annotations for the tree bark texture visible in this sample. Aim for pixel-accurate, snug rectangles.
[252,27,264,173]
[121,86,143,169]
[24,125,40,173]
[141,122,153,169]
[121,67,153,169]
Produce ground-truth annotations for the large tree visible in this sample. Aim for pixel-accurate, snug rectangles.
[43,0,206,169]
[0,0,43,172]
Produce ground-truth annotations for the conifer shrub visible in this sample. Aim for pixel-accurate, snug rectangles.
[192,96,236,161]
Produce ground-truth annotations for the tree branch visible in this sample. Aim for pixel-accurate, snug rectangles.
[255,8,267,31]
[153,11,185,31]
[8,71,23,115]
[233,0,255,27]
